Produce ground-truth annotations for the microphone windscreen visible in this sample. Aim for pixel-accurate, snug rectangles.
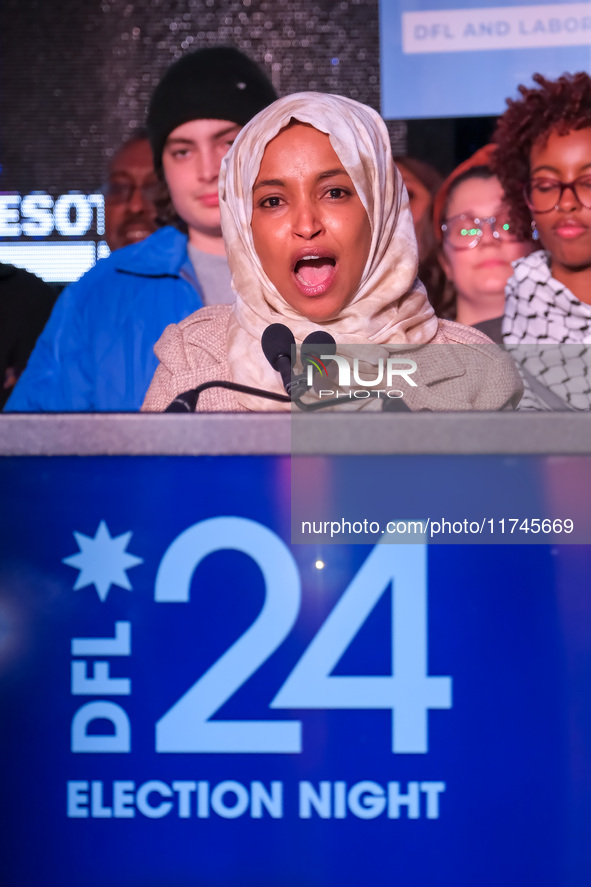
[302,330,338,388]
[301,330,336,359]
[261,323,296,370]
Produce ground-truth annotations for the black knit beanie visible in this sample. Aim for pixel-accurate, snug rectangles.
[147,46,277,169]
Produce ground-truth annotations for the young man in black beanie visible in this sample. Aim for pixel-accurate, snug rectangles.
[6,47,276,412]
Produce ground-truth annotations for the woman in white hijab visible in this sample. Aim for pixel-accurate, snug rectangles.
[142,92,521,412]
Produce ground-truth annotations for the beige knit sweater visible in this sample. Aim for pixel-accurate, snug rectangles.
[141,305,523,413]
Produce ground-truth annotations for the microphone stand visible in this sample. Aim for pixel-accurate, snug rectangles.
[165,380,290,412]
[166,375,409,413]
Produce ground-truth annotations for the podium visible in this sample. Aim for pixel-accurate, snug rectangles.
[1,413,590,886]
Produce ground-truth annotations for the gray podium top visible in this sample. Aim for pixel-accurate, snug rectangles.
[0,412,589,456]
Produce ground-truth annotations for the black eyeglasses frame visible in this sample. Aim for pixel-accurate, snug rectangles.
[524,176,591,213]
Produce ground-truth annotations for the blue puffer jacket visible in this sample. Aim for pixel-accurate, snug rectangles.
[5,226,204,412]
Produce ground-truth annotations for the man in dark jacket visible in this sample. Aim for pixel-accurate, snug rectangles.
[6,46,276,412]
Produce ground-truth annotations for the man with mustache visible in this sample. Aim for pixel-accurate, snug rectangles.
[103,132,159,253]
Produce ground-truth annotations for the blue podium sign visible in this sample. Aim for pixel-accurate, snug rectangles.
[1,416,590,887]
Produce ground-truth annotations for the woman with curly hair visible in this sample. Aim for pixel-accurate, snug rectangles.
[494,71,591,409]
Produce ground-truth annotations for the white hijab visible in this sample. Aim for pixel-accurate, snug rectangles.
[219,92,438,409]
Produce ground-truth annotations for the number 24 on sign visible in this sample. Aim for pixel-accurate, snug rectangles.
[154,517,452,755]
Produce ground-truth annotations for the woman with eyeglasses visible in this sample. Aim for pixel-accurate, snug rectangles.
[492,71,591,409]
[433,145,533,340]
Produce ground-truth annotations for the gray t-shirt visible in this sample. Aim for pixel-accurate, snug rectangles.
[187,243,235,306]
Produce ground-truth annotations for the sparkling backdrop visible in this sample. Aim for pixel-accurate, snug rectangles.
[0,0,410,195]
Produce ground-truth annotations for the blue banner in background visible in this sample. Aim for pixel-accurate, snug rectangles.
[1,455,591,886]
[380,0,591,118]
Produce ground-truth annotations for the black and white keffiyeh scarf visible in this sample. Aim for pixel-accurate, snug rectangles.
[503,250,591,411]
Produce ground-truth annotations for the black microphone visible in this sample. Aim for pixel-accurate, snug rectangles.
[301,330,336,361]
[261,323,299,396]
[301,331,337,389]
[301,330,336,354]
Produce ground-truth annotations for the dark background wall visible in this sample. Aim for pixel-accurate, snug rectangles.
[0,0,494,197]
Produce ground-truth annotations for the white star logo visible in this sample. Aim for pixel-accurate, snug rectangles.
[63,520,143,602]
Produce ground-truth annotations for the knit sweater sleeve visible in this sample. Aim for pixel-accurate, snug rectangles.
[141,322,195,412]
[434,319,524,410]
[142,305,247,413]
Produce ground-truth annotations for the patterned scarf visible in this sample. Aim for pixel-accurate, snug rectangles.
[503,250,591,410]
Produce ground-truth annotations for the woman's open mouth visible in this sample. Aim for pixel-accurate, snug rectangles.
[292,253,337,296]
